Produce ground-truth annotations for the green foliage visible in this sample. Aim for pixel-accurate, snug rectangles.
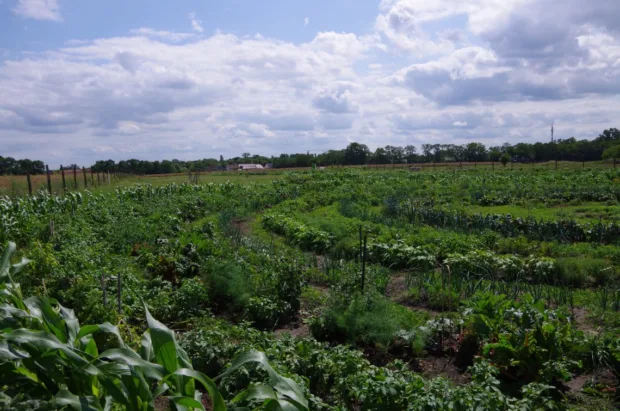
[310,292,428,349]
[602,144,620,160]
[0,242,309,410]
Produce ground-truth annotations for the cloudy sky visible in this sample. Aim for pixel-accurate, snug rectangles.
[1,0,620,166]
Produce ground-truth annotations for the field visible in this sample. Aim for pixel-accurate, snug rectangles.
[0,159,616,197]
[1,167,619,410]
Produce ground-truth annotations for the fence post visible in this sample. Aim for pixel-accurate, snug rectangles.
[101,274,107,307]
[97,172,100,184]
[117,272,122,314]
[73,165,78,189]
[46,165,52,194]
[107,170,111,184]
[26,172,32,195]
[91,169,94,185]
[360,234,367,294]
[61,165,66,191]
[492,162,494,171]
[83,167,88,188]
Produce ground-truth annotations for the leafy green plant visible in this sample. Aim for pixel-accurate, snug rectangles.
[0,242,309,410]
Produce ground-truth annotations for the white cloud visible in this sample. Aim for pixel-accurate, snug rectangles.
[2,0,620,166]
[13,0,62,21]
[304,17,309,27]
[130,28,195,43]
[189,12,204,33]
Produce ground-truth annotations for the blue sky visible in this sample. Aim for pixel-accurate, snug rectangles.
[1,0,620,166]
[1,1,378,52]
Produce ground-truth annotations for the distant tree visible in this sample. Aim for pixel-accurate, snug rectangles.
[464,142,487,162]
[598,128,620,142]
[372,147,389,164]
[219,155,224,163]
[384,145,404,163]
[344,142,370,165]
[602,145,620,160]
[242,153,251,160]
[501,153,511,167]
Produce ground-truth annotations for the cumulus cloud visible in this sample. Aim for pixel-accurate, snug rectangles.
[189,12,204,33]
[13,0,62,21]
[382,0,620,105]
[313,83,359,114]
[2,0,620,166]
[129,28,195,43]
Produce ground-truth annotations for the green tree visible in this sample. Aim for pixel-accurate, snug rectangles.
[501,153,511,167]
[344,142,370,165]
[602,144,620,160]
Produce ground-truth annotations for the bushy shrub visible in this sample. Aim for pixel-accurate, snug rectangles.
[555,257,614,287]
[310,292,428,349]
[245,296,292,329]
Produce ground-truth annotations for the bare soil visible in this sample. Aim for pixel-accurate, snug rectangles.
[570,307,599,335]
[232,218,252,236]
[418,356,471,385]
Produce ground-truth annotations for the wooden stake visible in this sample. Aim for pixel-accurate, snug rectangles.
[83,167,88,188]
[61,165,66,191]
[73,165,78,189]
[101,274,107,307]
[361,234,367,294]
[117,273,122,314]
[26,172,32,195]
[46,165,52,194]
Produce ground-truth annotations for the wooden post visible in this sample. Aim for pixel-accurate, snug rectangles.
[82,167,88,188]
[101,274,107,307]
[61,165,66,191]
[73,165,78,189]
[117,273,122,314]
[107,170,111,184]
[358,225,363,263]
[46,165,52,194]
[492,162,494,171]
[97,172,100,184]
[91,169,94,185]
[555,159,558,170]
[26,172,32,195]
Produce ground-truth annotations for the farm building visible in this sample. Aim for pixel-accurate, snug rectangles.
[238,164,264,170]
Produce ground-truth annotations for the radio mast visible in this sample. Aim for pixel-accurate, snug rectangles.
[551,123,554,143]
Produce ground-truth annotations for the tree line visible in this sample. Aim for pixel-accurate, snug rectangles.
[91,128,619,173]
[0,157,46,175]
[2,128,619,176]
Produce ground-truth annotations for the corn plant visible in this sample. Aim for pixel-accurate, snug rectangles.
[0,242,308,410]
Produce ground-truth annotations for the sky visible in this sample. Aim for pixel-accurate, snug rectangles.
[1,0,620,167]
